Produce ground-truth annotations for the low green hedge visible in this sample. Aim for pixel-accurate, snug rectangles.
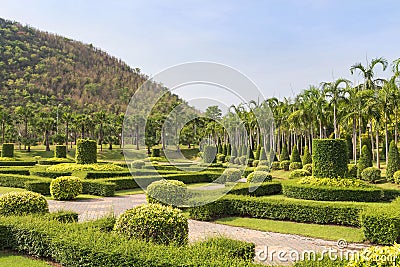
[85,171,133,179]
[0,216,258,266]
[0,174,41,188]
[189,194,363,226]
[24,180,51,195]
[282,180,383,202]
[48,210,79,223]
[30,170,72,179]
[228,182,282,196]
[0,167,30,175]
[38,158,73,165]
[81,180,116,197]
[0,161,36,166]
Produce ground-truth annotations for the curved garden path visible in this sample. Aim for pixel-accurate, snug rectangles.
[48,195,369,266]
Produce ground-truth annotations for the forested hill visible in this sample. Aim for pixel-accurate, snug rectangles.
[0,18,182,114]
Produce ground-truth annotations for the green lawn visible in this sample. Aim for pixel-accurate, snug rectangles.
[115,188,144,196]
[0,251,51,267]
[270,169,290,179]
[214,217,364,243]
[0,187,27,195]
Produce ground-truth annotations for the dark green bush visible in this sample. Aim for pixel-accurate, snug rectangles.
[361,167,381,183]
[387,140,400,182]
[50,176,82,200]
[0,191,48,215]
[238,156,247,165]
[38,158,73,165]
[30,170,72,178]
[312,139,348,178]
[252,159,259,167]
[24,180,51,195]
[0,161,36,166]
[114,203,188,246]
[228,182,281,196]
[84,171,133,179]
[1,143,14,158]
[289,169,311,179]
[0,173,41,188]
[280,160,290,171]
[247,171,272,183]
[0,168,30,175]
[271,161,280,170]
[290,145,301,163]
[358,145,373,178]
[151,148,161,157]
[48,210,79,223]
[394,171,400,184]
[203,145,217,163]
[131,160,145,169]
[347,164,357,178]
[147,180,187,207]
[243,167,255,178]
[280,143,289,161]
[75,139,97,164]
[302,163,312,174]
[302,146,312,165]
[55,145,67,158]
[255,165,269,172]
[81,180,115,196]
[289,162,302,170]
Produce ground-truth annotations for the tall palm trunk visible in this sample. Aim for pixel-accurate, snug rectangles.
[385,112,389,166]
[65,122,69,149]
[395,107,398,144]
[333,104,337,139]
[375,123,380,169]
[369,120,374,161]
[352,116,357,164]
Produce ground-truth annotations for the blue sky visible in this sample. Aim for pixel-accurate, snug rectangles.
[1,0,399,108]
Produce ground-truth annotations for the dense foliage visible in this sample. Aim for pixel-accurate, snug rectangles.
[0,191,48,215]
[50,176,82,200]
[312,139,348,178]
[146,180,187,207]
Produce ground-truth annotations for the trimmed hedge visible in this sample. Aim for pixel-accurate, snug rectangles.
[50,176,82,200]
[247,171,272,183]
[280,160,290,171]
[203,145,217,163]
[282,180,383,202]
[312,139,348,178]
[0,167,30,175]
[24,180,51,195]
[147,180,187,207]
[289,162,302,171]
[228,182,281,196]
[289,169,311,179]
[302,146,312,165]
[220,168,241,183]
[48,210,79,223]
[361,167,381,183]
[38,158,73,165]
[30,170,72,179]
[271,161,280,170]
[189,194,363,226]
[290,145,301,163]
[358,145,373,178]
[81,180,116,197]
[75,138,97,164]
[0,161,36,166]
[55,145,67,158]
[1,143,14,158]
[0,191,48,216]
[0,174,40,188]
[347,164,358,178]
[387,140,400,182]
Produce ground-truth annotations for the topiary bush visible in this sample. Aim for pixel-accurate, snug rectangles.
[387,140,400,182]
[347,164,358,178]
[255,165,270,172]
[233,157,240,165]
[151,148,161,157]
[259,147,267,161]
[252,160,259,167]
[217,154,226,162]
[289,162,302,171]
[50,176,82,200]
[280,143,289,161]
[146,180,187,207]
[1,143,14,158]
[0,191,48,216]
[114,203,188,245]
[303,163,312,174]
[247,171,272,183]
[75,139,97,164]
[221,168,242,183]
[55,145,67,158]
[131,160,145,169]
[271,161,280,170]
[289,169,311,179]
[394,171,400,184]
[358,145,373,178]
[312,139,348,178]
[361,167,381,183]
[258,160,268,166]
[290,145,301,163]
[239,156,247,165]
[280,160,290,171]
[302,146,312,165]
[203,145,217,163]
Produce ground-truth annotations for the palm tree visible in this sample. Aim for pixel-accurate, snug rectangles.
[350,57,388,91]
[62,111,73,149]
[94,111,107,151]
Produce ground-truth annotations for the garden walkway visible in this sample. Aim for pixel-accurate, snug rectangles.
[48,195,368,266]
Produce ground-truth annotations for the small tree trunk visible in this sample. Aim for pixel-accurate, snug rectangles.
[375,124,380,169]
[45,130,50,152]
[385,112,389,166]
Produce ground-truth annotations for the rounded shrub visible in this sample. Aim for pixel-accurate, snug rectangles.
[1,143,14,158]
[50,176,82,200]
[247,158,254,167]
[252,160,259,167]
[280,143,290,161]
[312,139,348,178]
[290,145,301,163]
[131,160,145,169]
[247,171,272,183]
[258,160,268,166]
[114,203,188,245]
[394,171,400,184]
[302,146,312,165]
[280,160,290,171]
[225,155,231,163]
[75,138,97,164]
[271,161,280,170]
[289,169,311,179]
[358,145,373,178]
[387,140,400,182]
[203,145,217,163]
[239,156,247,165]
[146,180,187,207]
[55,145,67,158]
[216,154,226,162]
[233,157,240,165]
[289,162,302,171]
[221,168,242,183]
[303,163,312,174]
[255,165,270,172]
[151,148,161,157]
[361,167,381,183]
[347,164,358,178]
[0,191,48,216]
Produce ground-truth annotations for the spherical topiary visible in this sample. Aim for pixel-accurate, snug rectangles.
[131,160,145,169]
[252,160,259,167]
[280,143,290,161]
[387,140,400,182]
[289,162,302,171]
[217,154,226,162]
[247,171,272,183]
[302,146,312,165]
[255,165,270,172]
[312,139,348,178]
[289,169,311,179]
[55,145,67,158]
[221,168,242,183]
[280,160,291,171]
[151,148,161,157]
[1,143,14,158]
[347,164,358,178]
[394,171,400,184]
[271,161,281,170]
[146,180,187,207]
[361,167,381,183]
[75,139,97,164]
[303,163,312,174]
[203,145,217,163]
[114,203,188,245]
[358,145,373,178]
[0,191,48,216]
[50,176,82,200]
[290,145,301,163]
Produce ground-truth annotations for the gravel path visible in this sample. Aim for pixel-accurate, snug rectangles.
[48,194,369,266]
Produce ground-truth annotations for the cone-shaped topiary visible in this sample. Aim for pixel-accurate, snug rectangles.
[290,145,301,163]
[280,143,290,161]
[227,144,231,155]
[254,145,261,160]
[260,147,267,161]
[231,146,237,157]
[387,140,400,182]
[269,150,278,162]
[358,145,373,178]
[203,145,217,163]
[302,146,312,165]
[217,143,223,154]
[222,144,227,156]
[248,148,254,159]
